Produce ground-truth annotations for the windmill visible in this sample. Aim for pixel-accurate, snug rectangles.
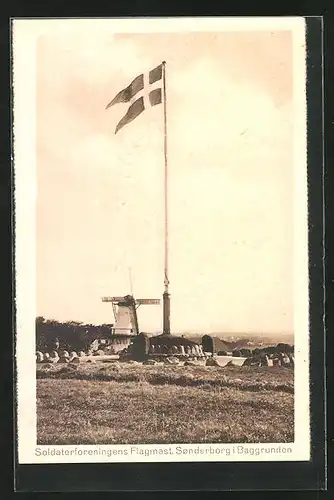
[101,295,160,336]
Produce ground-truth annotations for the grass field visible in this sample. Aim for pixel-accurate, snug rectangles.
[37,362,294,445]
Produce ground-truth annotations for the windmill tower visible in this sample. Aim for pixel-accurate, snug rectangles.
[101,295,160,352]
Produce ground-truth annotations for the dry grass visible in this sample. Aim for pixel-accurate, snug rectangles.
[37,362,294,393]
[37,361,294,445]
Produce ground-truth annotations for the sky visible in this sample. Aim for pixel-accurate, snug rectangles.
[36,22,297,334]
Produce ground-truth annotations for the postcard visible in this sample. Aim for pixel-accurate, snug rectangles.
[13,16,309,464]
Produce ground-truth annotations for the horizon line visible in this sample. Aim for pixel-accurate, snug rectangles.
[35,316,293,337]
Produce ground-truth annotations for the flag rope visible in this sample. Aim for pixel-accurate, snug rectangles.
[162,61,171,335]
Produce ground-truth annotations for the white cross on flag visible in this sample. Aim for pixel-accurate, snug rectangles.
[106,63,163,134]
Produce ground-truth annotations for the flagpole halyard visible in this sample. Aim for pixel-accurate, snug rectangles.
[162,60,171,335]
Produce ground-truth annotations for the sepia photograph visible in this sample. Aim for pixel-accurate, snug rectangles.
[13,17,309,464]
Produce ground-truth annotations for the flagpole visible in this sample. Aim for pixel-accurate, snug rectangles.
[162,61,170,335]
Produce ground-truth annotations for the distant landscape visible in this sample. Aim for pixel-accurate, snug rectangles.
[182,332,293,348]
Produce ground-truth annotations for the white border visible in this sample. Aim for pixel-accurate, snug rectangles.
[13,17,309,464]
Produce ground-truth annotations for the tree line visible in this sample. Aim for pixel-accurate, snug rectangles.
[35,317,113,353]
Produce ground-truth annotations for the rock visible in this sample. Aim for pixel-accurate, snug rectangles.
[206,357,219,366]
[59,350,69,358]
[165,357,180,364]
[48,350,59,363]
[209,356,232,367]
[59,357,69,363]
[36,351,44,363]
[281,354,290,366]
[229,357,247,367]
[69,351,78,362]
